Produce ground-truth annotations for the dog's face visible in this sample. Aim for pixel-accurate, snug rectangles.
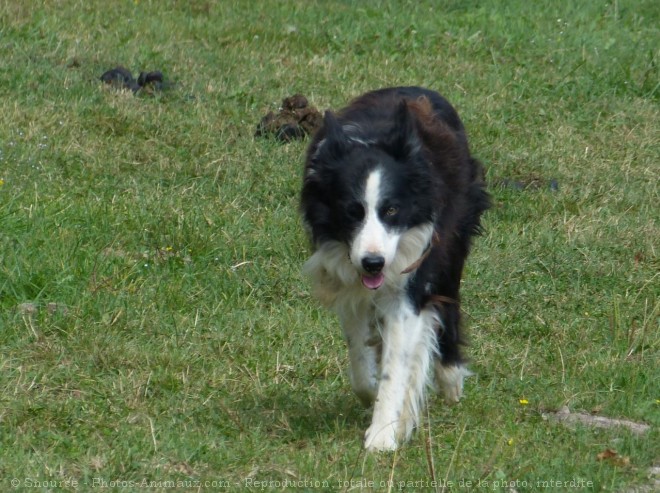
[302,105,437,290]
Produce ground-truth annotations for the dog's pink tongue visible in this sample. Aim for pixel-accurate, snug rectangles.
[362,273,385,290]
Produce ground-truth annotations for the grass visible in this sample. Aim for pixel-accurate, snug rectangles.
[0,0,658,491]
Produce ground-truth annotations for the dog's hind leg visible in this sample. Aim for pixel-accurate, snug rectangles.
[434,302,472,402]
[435,361,473,403]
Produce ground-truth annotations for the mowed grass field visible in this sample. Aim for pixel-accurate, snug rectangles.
[1,0,658,491]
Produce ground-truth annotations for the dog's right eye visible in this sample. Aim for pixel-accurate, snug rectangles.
[346,202,365,221]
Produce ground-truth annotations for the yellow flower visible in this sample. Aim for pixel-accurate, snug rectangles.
[0,178,4,186]
[507,438,514,446]
[519,398,529,405]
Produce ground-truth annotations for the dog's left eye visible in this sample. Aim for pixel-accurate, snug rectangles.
[346,202,365,221]
[384,207,398,217]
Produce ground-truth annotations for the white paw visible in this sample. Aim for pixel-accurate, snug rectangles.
[435,363,473,403]
[364,421,398,452]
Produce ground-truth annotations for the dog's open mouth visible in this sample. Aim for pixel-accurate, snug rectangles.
[362,273,385,290]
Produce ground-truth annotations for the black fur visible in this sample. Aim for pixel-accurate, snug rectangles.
[301,86,490,368]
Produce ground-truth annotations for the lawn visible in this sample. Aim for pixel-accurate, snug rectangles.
[0,0,658,491]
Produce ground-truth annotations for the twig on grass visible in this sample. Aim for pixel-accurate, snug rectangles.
[443,422,467,493]
[341,439,364,493]
[386,448,398,493]
[557,344,566,385]
[147,416,158,453]
[544,406,651,435]
[423,394,439,493]
[216,399,245,433]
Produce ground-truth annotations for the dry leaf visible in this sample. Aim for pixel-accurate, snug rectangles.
[597,449,631,467]
[597,449,618,461]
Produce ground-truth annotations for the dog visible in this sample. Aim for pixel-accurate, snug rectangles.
[300,87,490,451]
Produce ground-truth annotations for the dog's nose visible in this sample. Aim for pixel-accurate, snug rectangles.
[362,255,385,274]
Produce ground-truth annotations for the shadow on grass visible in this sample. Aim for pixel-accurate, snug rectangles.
[236,385,369,445]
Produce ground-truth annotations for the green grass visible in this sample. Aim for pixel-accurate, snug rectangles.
[0,0,658,491]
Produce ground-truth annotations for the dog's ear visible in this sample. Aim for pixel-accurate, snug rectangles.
[318,110,350,159]
[385,100,421,160]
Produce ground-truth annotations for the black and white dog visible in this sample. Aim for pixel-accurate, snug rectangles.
[300,87,490,451]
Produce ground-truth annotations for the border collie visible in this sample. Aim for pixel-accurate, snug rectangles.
[300,87,490,451]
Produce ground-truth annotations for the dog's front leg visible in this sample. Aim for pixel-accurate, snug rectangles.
[364,305,418,452]
[340,312,380,407]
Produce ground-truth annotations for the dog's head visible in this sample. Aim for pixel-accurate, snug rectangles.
[301,101,436,290]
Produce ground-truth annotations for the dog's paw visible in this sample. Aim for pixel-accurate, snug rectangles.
[435,363,473,403]
[364,421,398,452]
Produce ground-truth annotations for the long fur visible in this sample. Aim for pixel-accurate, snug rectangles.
[300,87,490,451]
